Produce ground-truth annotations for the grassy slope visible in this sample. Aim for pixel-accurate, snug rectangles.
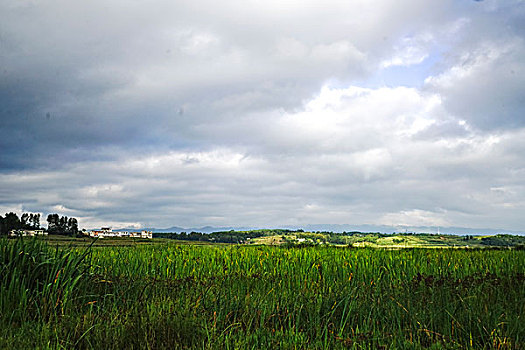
[252,232,524,249]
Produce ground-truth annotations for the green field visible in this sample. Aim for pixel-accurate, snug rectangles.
[1,237,524,349]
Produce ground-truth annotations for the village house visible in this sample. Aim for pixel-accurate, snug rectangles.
[88,227,152,239]
[9,229,47,237]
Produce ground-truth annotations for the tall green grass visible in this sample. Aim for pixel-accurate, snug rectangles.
[0,237,94,348]
[0,237,93,321]
[1,239,524,349]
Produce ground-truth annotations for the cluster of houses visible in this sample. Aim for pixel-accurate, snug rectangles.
[88,227,153,239]
[9,229,47,237]
[8,227,153,239]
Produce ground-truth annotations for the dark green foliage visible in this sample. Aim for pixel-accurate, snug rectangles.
[0,212,40,235]
[480,234,525,247]
[20,213,41,229]
[46,213,59,233]
[47,213,78,235]
[155,229,297,243]
[1,212,22,234]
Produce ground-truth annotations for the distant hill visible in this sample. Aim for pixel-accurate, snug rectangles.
[113,224,525,235]
[115,226,254,234]
[296,224,525,236]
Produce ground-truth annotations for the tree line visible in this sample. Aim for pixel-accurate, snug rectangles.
[156,229,301,243]
[0,212,41,235]
[0,212,78,235]
[46,214,78,235]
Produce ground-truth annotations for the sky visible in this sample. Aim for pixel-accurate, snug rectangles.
[1,0,524,231]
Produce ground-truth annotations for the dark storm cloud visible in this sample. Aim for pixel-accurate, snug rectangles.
[0,0,449,171]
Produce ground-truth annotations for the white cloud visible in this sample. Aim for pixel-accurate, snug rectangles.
[380,209,450,227]
[2,79,524,230]
[381,33,433,68]
[179,31,221,55]
[425,37,525,129]
[0,204,24,216]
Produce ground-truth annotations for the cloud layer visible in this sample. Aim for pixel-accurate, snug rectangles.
[1,0,524,230]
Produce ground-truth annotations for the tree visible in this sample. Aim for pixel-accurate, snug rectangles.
[67,218,78,235]
[59,216,67,233]
[21,213,30,229]
[47,213,78,235]
[18,213,41,229]
[31,213,40,229]
[47,214,59,234]
[3,212,21,233]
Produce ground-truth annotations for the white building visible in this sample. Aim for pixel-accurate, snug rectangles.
[140,230,153,239]
[89,228,152,239]
[9,229,47,237]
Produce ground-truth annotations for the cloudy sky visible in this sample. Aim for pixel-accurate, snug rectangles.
[1,0,524,231]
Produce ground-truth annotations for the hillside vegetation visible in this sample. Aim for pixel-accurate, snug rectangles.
[154,230,525,249]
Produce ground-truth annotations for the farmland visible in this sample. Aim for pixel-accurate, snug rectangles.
[1,236,524,349]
